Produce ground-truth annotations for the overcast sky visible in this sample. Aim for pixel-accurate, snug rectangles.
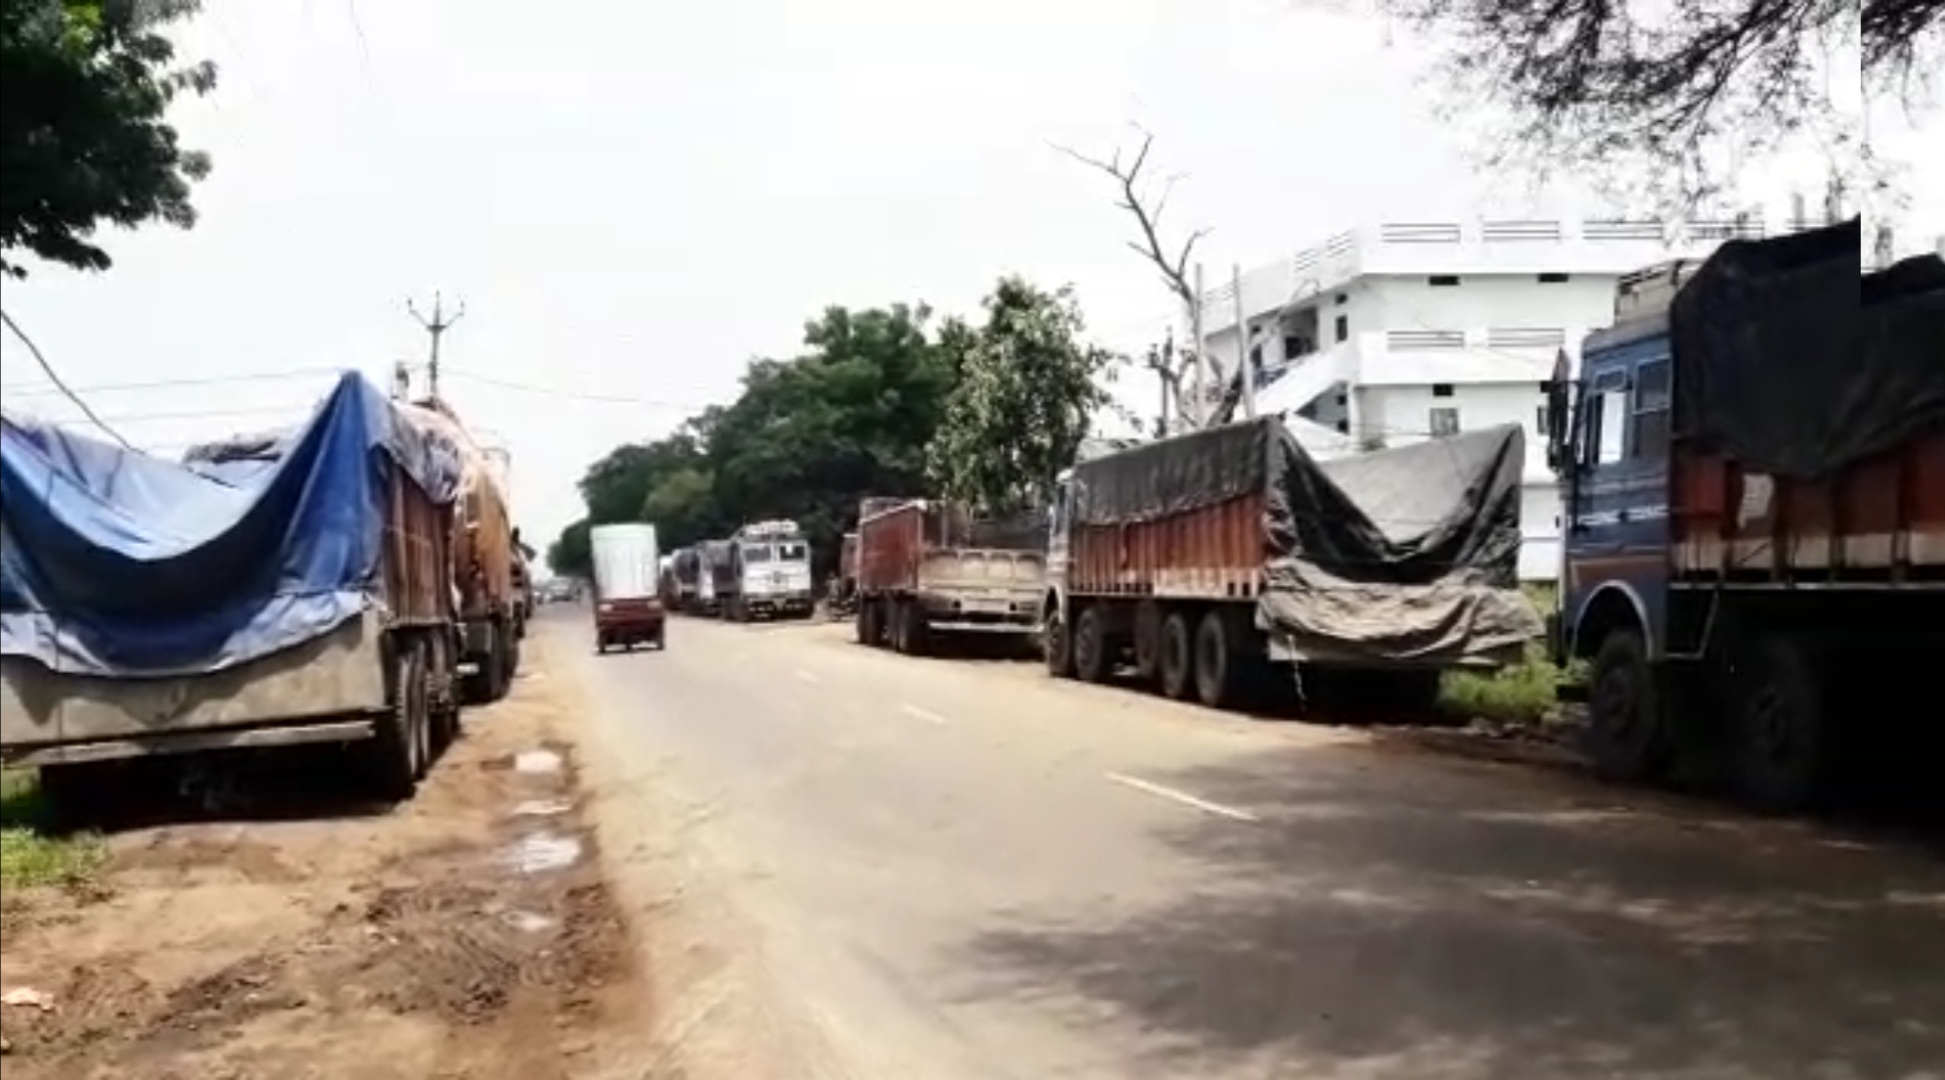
[3,0,1939,551]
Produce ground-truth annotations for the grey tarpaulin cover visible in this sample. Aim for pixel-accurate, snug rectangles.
[1670,217,1945,478]
[1069,418,1540,665]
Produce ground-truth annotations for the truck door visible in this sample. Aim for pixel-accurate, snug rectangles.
[1565,346,1673,655]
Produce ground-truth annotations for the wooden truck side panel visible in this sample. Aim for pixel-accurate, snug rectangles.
[382,457,455,624]
[1672,429,1945,580]
[1067,490,1266,600]
[857,501,924,596]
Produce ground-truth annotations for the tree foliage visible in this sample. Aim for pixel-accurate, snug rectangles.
[554,302,958,579]
[552,286,1118,580]
[0,0,217,277]
[926,277,1117,514]
[1382,0,1941,208]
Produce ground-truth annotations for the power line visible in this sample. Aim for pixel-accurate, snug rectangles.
[1,366,350,399]
[0,308,135,449]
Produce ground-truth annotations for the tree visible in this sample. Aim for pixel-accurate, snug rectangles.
[1377,0,1942,209]
[552,302,957,579]
[1,0,217,277]
[547,519,591,578]
[927,277,1117,514]
[1058,131,1213,435]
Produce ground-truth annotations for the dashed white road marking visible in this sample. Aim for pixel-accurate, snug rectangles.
[899,703,951,726]
[1105,772,1260,823]
[794,669,820,684]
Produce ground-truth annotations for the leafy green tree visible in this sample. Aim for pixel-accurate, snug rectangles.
[1,0,217,277]
[552,302,957,578]
[927,277,1115,514]
[547,519,591,578]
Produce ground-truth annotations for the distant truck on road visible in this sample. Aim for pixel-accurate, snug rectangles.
[590,523,667,653]
[1041,418,1539,710]
[667,546,701,612]
[717,520,815,621]
[854,499,1044,654]
[694,539,733,616]
[1547,218,1945,810]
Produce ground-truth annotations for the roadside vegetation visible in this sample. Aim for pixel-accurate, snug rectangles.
[0,769,105,891]
[1438,585,1584,729]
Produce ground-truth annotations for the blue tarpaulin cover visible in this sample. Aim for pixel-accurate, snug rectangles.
[1,372,464,679]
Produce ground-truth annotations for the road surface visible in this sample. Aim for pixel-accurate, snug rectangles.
[559,609,1945,1080]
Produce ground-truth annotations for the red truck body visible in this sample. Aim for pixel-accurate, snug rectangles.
[1671,431,1945,581]
[1066,491,1265,600]
[854,499,1044,653]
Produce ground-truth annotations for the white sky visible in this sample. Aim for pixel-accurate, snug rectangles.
[2,0,1939,547]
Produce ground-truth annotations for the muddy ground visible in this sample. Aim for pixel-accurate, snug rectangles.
[0,634,659,1080]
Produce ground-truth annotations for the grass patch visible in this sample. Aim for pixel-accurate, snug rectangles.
[1,769,106,889]
[1436,582,1586,727]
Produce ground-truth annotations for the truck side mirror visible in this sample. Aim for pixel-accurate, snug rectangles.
[1541,378,1574,472]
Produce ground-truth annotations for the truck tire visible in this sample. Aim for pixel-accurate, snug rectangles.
[1730,634,1825,812]
[901,602,930,657]
[1044,607,1073,678]
[1586,629,1672,784]
[854,603,871,644]
[429,632,459,752]
[372,641,425,800]
[1132,600,1163,685]
[1193,610,1238,709]
[1072,605,1109,683]
[1159,611,1194,700]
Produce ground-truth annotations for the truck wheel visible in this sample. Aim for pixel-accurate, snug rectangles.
[373,641,425,799]
[1193,610,1238,709]
[1159,611,1194,700]
[1586,629,1672,784]
[1132,600,1163,685]
[1044,607,1073,678]
[1072,605,1109,683]
[1730,634,1825,812]
[428,633,459,752]
[854,604,871,644]
[902,602,930,657]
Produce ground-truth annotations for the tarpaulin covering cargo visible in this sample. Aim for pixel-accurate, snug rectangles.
[1670,216,1945,478]
[1068,417,1539,663]
[0,372,463,679]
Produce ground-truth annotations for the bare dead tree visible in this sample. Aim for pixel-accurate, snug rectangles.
[1375,0,1942,213]
[1055,131,1215,433]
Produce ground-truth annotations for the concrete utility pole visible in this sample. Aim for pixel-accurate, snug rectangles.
[1233,263,1255,420]
[406,292,466,400]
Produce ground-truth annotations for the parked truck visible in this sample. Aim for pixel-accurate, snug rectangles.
[668,546,701,612]
[827,531,861,619]
[695,539,733,616]
[1548,218,1945,811]
[717,520,815,621]
[855,499,1045,654]
[591,523,667,652]
[1041,417,1540,709]
[0,372,470,803]
[403,398,521,703]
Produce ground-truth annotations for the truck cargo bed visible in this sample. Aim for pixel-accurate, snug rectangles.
[1673,430,1945,580]
[1068,490,1264,599]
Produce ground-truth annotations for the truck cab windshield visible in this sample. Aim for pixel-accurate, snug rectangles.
[776,541,808,562]
[742,544,774,564]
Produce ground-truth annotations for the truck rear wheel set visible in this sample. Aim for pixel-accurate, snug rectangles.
[370,635,435,800]
[1583,621,1830,812]
[1048,601,1254,710]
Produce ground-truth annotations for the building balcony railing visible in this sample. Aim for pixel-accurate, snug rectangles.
[1196,216,1781,329]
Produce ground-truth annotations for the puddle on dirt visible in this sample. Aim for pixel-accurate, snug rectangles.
[510,798,573,818]
[513,749,563,775]
[503,832,583,874]
[504,910,558,934]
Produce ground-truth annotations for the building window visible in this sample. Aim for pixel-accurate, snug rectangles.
[1335,293,1349,305]
[1249,343,1263,369]
[1631,358,1672,458]
[1429,407,1461,437]
[1536,403,1550,435]
[1432,383,1455,398]
[1334,314,1349,342]
[1538,272,1571,284]
[1429,275,1461,287]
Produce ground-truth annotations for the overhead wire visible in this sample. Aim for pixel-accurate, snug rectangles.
[0,308,136,449]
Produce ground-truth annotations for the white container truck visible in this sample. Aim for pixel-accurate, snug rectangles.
[590,523,667,653]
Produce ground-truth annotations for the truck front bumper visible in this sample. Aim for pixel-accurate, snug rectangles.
[743,594,815,617]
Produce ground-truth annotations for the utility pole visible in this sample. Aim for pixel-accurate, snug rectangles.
[1233,263,1255,421]
[406,292,466,401]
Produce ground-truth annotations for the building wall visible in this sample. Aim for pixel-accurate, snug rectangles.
[1352,274,1616,337]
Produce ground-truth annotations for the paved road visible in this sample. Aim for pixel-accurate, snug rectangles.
[557,609,1945,1080]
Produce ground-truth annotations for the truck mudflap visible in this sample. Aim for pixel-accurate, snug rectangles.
[0,610,391,766]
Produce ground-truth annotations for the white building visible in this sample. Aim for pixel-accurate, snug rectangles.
[1191,217,1764,581]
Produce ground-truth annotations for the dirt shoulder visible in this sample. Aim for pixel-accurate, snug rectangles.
[0,629,654,1080]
